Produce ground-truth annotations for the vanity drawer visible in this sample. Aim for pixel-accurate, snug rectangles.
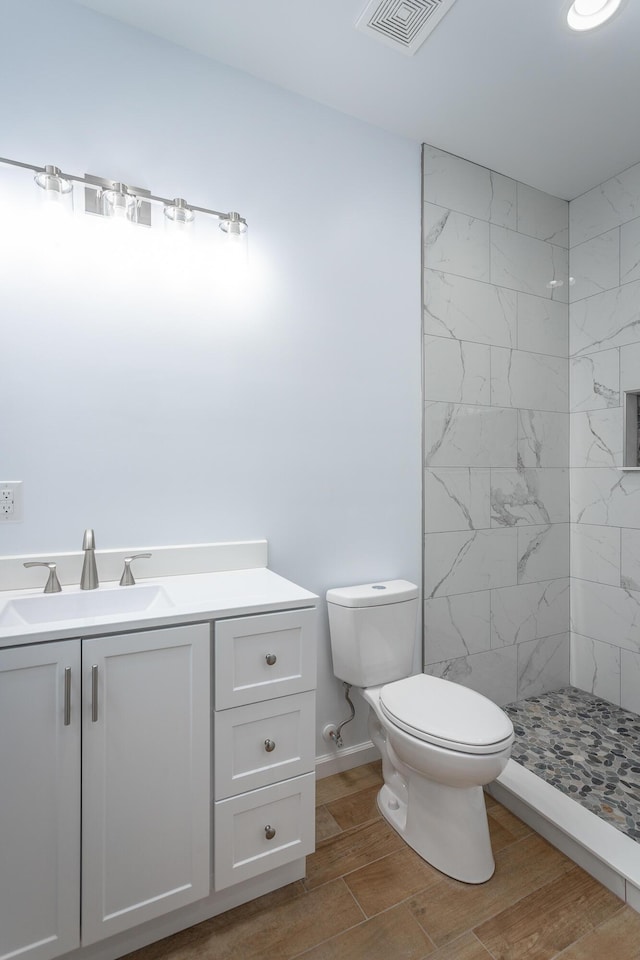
[215,608,317,708]
[214,692,315,800]
[213,773,315,890]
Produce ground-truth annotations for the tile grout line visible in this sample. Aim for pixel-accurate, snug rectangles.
[471,928,501,960]
[289,889,442,960]
[548,901,628,959]
[346,874,442,922]
[470,865,627,960]
[285,878,371,960]
[421,862,585,951]
[304,845,412,895]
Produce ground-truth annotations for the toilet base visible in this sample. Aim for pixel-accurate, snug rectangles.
[377,776,495,884]
[362,685,502,884]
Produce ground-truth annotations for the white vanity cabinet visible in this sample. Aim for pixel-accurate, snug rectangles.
[213,608,317,890]
[0,550,319,960]
[0,622,210,960]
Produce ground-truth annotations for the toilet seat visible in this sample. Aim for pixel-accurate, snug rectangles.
[379,674,514,756]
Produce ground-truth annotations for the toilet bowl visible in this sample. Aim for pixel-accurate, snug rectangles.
[326,580,514,884]
[363,676,513,883]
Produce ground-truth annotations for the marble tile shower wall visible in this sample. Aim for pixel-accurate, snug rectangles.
[569,159,640,712]
[422,144,570,706]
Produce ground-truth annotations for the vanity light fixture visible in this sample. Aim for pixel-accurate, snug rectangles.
[567,0,623,31]
[0,155,248,239]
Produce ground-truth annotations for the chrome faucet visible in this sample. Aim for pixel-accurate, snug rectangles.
[80,528,99,590]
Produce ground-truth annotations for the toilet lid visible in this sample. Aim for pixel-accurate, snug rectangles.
[380,674,514,755]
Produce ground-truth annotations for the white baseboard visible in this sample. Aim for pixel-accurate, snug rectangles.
[315,740,379,779]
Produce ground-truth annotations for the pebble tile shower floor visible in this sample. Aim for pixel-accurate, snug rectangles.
[121,760,640,960]
[504,686,640,842]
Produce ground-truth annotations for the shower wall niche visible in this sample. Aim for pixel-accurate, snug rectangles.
[624,390,640,469]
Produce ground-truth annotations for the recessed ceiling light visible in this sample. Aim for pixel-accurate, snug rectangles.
[567,0,622,31]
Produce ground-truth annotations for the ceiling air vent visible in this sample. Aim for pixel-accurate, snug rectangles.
[355,0,459,56]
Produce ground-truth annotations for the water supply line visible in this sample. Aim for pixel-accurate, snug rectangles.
[330,683,355,748]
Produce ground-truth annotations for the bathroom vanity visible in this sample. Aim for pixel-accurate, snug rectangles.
[0,541,318,960]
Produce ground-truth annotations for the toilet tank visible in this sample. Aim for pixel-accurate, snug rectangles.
[326,580,419,687]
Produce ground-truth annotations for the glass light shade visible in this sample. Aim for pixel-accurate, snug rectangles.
[218,213,249,279]
[164,198,195,226]
[34,166,73,194]
[219,213,248,241]
[567,0,622,30]
[101,184,138,222]
[34,165,74,214]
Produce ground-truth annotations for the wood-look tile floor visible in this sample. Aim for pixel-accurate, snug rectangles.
[124,762,640,960]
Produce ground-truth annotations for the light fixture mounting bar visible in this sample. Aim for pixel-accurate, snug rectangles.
[0,156,44,174]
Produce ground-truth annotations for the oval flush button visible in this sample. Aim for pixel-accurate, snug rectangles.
[372,585,386,590]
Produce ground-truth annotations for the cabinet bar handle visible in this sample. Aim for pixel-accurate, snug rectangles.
[64,667,71,726]
[91,665,98,722]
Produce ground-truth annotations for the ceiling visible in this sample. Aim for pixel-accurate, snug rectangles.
[71,0,640,200]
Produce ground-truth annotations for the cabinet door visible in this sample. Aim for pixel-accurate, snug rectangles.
[81,623,210,945]
[0,640,81,960]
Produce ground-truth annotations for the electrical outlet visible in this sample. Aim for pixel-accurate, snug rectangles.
[0,481,23,523]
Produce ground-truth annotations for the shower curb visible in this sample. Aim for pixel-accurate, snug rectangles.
[488,759,640,913]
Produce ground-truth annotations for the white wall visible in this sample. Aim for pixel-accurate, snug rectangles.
[569,162,640,710]
[0,0,422,754]
[422,145,571,705]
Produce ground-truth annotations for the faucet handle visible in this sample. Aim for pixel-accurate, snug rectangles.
[24,561,62,594]
[119,553,152,587]
[82,528,96,550]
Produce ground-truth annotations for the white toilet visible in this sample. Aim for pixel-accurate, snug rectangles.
[326,579,514,884]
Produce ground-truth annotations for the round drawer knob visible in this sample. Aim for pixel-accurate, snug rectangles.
[264,825,276,840]
[265,653,277,666]
[264,739,276,753]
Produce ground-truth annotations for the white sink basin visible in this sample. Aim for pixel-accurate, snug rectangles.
[0,584,173,627]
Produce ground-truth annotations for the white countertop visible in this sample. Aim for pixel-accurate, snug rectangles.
[0,567,318,648]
